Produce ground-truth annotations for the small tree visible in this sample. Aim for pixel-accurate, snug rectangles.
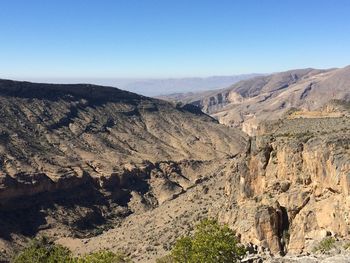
[170,219,245,263]
[13,236,74,263]
[13,237,133,263]
[78,250,132,263]
[171,236,193,262]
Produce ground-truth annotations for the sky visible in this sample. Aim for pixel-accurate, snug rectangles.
[0,0,350,79]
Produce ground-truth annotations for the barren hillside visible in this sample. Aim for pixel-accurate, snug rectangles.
[58,104,350,262]
[163,66,350,135]
[0,78,349,263]
[0,79,247,260]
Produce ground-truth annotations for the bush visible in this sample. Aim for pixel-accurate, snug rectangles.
[166,219,245,263]
[13,236,74,263]
[313,237,336,253]
[171,236,193,262]
[156,254,175,263]
[13,237,132,263]
[343,242,350,250]
[78,250,132,263]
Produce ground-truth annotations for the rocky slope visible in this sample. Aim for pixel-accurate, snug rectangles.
[162,66,350,135]
[0,79,247,260]
[220,112,350,257]
[57,109,350,262]
[0,77,349,263]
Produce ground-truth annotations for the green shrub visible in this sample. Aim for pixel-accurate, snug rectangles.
[313,237,336,253]
[13,236,74,263]
[167,219,245,263]
[13,237,132,263]
[155,254,175,263]
[78,250,132,263]
[171,236,193,263]
[343,242,350,250]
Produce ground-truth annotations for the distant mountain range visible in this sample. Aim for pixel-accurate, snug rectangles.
[161,66,350,135]
[23,74,263,96]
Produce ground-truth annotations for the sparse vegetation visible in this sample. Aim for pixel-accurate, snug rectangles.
[312,237,336,253]
[284,107,301,117]
[159,219,245,263]
[78,250,132,263]
[13,236,132,263]
[156,254,176,263]
[13,236,73,263]
[343,242,350,250]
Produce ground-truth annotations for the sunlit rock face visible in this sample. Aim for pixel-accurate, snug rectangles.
[164,66,350,135]
[220,115,350,255]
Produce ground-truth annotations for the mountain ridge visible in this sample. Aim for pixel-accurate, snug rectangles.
[160,66,350,135]
[0,73,349,262]
[22,73,264,97]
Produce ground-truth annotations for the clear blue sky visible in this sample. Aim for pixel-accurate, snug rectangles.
[1,0,350,79]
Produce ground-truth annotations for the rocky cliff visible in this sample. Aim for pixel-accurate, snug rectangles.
[0,78,349,262]
[53,109,350,262]
[220,115,350,256]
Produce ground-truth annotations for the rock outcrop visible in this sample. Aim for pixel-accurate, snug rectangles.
[220,115,350,255]
[0,77,349,262]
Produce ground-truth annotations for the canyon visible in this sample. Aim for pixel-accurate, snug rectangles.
[0,68,349,262]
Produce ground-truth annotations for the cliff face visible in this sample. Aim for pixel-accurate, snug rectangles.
[0,78,349,262]
[220,116,350,255]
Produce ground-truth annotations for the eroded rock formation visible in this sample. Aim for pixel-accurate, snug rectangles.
[220,116,350,255]
[0,77,349,262]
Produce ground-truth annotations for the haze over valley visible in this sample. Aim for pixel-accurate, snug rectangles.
[24,74,263,97]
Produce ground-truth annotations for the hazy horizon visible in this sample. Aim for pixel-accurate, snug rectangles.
[11,73,262,96]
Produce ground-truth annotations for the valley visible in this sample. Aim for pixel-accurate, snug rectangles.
[0,69,349,262]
